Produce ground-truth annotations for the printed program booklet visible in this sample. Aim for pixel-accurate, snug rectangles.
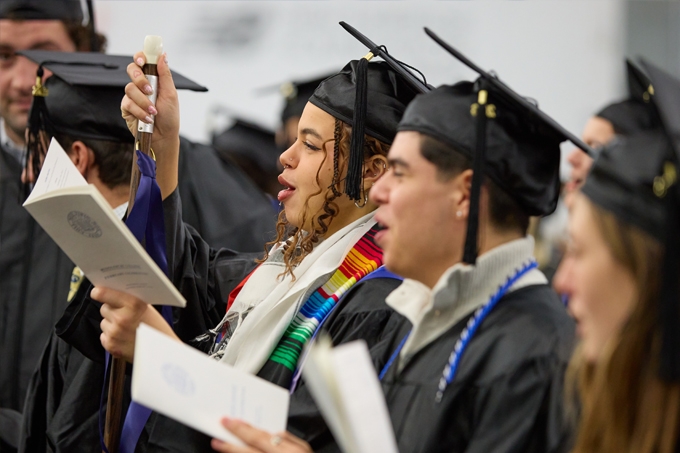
[23,138,185,308]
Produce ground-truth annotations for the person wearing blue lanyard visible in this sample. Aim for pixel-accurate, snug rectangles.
[204,33,589,453]
[363,34,589,453]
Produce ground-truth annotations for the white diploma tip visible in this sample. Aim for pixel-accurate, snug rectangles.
[144,35,163,64]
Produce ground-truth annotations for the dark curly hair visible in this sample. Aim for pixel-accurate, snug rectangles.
[259,119,390,279]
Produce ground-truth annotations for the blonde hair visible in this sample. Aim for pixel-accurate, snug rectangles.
[568,198,680,453]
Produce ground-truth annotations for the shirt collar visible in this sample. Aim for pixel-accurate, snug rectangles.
[0,118,25,163]
[386,236,547,366]
[113,202,129,220]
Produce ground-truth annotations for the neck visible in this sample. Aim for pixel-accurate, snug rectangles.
[323,201,378,238]
[93,181,129,209]
[422,224,523,288]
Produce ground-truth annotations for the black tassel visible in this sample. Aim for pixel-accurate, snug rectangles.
[23,66,53,200]
[345,57,369,201]
[462,86,489,265]
[659,176,680,381]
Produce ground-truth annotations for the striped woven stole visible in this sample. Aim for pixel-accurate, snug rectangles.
[265,223,383,378]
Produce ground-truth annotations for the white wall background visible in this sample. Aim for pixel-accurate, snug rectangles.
[95,1,627,178]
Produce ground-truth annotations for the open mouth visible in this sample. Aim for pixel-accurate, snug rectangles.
[277,175,296,202]
[374,219,389,244]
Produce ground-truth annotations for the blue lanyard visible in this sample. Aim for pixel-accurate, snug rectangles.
[379,260,538,403]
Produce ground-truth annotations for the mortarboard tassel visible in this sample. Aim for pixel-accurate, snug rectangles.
[656,163,680,381]
[24,65,54,200]
[463,83,494,265]
[345,53,373,202]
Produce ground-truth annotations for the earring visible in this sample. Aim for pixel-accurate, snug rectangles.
[354,192,369,208]
[456,211,462,218]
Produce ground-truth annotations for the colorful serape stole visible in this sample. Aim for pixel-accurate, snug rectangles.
[260,223,383,387]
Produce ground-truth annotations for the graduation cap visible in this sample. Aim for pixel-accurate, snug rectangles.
[411,28,592,264]
[212,119,279,175]
[280,74,334,124]
[0,0,84,21]
[596,60,660,136]
[582,58,680,382]
[21,50,207,195]
[308,22,430,202]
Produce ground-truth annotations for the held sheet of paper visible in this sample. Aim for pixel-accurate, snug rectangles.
[22,138,185,307]
[303,337,399,453]
[132,324,290,444]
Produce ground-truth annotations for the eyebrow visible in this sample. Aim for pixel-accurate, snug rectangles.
[300,127,324,141]
[387,157,410,169]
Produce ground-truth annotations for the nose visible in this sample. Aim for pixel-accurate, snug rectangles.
[369,170,389,206]
[279,141,298,169]
[567,148,583,169]
[552,254,573,297]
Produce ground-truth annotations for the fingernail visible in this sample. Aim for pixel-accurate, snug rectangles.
[144,116,154,124]
[144,84,153,95]
[211,439,225,448]
[163,53,168,65]
[136,57,144,66]
[148,105,157,115]
[90,288,99,299]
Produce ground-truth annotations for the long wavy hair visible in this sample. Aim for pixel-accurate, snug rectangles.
[567,198,680,453]
[259,118,389,279]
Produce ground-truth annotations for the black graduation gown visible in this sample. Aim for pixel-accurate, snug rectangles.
[17,182,262,452]
[133,190,408,453]
[381,284,576,453]
[0,144,73,416]
[176,137,277,251]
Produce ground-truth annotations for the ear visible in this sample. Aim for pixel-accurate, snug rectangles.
[451,169,473,218]
[69,140,92,177]
[362,154,388,189]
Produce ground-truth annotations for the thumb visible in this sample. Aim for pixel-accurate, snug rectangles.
[157,52,177,100]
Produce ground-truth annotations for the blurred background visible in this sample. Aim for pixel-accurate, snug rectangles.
[94,0,679,178]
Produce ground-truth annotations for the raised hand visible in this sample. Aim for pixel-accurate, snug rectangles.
[121,51,180,199]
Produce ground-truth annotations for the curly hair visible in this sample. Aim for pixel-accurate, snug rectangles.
[259,119,390,279]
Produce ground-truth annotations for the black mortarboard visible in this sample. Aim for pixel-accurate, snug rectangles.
[415,28,591,264]
[280,74,333,124]
[212,119,279,175]
[596,60,660,136]
[21,50,207,194]
[0,0,84,21]
[583,58,680,382]
[309,22,430,202]
[17,50,208,92]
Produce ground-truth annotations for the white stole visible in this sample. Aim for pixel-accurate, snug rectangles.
[219,211,377,374]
